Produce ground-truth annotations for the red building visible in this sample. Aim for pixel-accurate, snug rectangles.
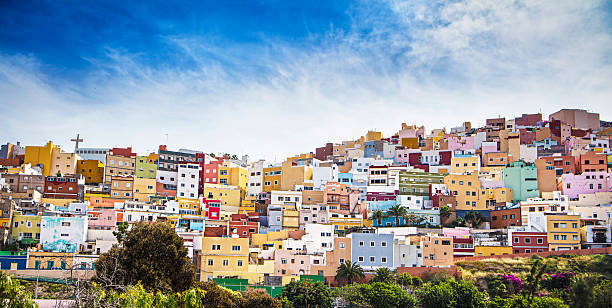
[539,155,576,175]
[109,147,137,158]
[490,207,521,229]
[578,152,607,173]
[315,143,333,161]
[511,231,548,254]
[196,153,223,194]
[452,236,475,258]
[44,174,83,200]
[202,198,221,220]
[515,113,542,127]
[228,213,259,238]
[155,182,177,197]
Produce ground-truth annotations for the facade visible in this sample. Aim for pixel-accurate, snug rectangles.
[40,216,88,252]
[547,214,581,251]
[203,184,241,207]
[350,233,394,270]
[549,109,600,131]
[135,156,157,179]
[3,174,45,193]
[109,176,134,200]
[77,160,104,184]
[490,207,521,229]
[561,172,611,199]
[502,161,539,202]
[177,163,201,199]
[133,178,156,202]
[511,231,548,254]
[44,174,84,200]
[200,237,249,280]
[11,213,41,244]
[105,154,135,184]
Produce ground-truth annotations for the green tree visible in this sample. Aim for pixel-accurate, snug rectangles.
[0,271,36,308]
[418,280,486,308]
[283,280,333,308]
[386,204,407,227]
[370,267,394,284]
[95,222,195,292]
[396,273,413,288]
[463,210,485,228]
[238,288,281,308]
[113,221,129,244]
[363,282,417,308]
[440,205,451,223]
[336,260,365,285]
[372,210,385,227]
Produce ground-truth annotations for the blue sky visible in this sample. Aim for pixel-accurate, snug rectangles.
[1,0,611,160]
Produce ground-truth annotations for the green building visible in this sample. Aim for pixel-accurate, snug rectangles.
[398,171,445,196]
[502,161,539,203]
[135,156,157,179]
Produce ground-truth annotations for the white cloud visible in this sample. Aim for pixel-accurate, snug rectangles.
[1,0,611,161]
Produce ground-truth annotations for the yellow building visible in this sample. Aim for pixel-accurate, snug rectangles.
[239,196,257,214]
[285,153,313,162]
[263,165,282,192]
[27,250,75,269]
[77,160,104,184]
[41,198,75,208]
[133,178,156,202]
[482,187,513,207]
[203,184,241,207]
[177,198,201,215]
[444,173,487,211]
[365,130,383,141]
[24,141,57,176]
[50,150,80,176]
[474,246,512,256]
[251,230,288,248]
[105,154,135,184]
[200,237,249,281]
[110,176,134,200]
[547,214,581,251]
[11,213,41,244]
[451,155,480,174]
[329,215,363,231]
[282,207,300,231]
[280,161,313,191]
[218,164,249,199]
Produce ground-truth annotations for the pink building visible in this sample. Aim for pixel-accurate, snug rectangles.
[481,142,498,159]
[448,136,475,152]
[88,209,118,230]
[202,198,221,220]
[274,250,311,276]
[560,172,612,199]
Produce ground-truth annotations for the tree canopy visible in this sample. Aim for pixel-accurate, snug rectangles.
[95,221,195,292]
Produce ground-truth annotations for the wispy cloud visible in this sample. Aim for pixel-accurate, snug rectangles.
[1,0,611,161]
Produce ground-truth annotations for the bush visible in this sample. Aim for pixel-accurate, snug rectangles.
[418,279,486,308]
[0,272,36,307]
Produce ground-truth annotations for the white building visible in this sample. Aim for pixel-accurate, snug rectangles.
[177,163,201,199]
[312,165,339,190]
[247,160,267,197]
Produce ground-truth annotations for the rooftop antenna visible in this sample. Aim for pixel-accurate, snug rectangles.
[164,133,169,145]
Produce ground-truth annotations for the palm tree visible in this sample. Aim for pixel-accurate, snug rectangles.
[387,204,407,227]
[372,210,385,227]
[336,260,365,285]
[440,205,451,223]
[464,210,485,228]
[370,267,394,284]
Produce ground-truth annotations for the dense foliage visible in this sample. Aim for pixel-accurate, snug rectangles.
[94,221,196,292]
[0,271,36,308]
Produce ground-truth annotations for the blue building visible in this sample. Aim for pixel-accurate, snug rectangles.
[0,252,27,270]
[338,173,353,185]
[363,141,384,158]
[350,233,394,270]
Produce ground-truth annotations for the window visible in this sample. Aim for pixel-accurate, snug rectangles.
[281,259,287,264]
[358,256,364,262]
[339,243,345,249]
[359,241,364,246]
[223,260,229,266]
[525,238,531,244]
[370,241,375,247]
[537,238,543,244]
[208,259,213,266]
[381,257,387,263]
[237,260,243,267]
[232,245,241,251]
[369,256,375,262]
[381,241,387,247]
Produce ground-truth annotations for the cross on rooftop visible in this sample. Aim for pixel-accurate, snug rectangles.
[71,133,83,152]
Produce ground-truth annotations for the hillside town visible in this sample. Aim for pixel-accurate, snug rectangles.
[0,108,611,287]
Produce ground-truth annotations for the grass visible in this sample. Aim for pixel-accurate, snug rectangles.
[456,254,612,280]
